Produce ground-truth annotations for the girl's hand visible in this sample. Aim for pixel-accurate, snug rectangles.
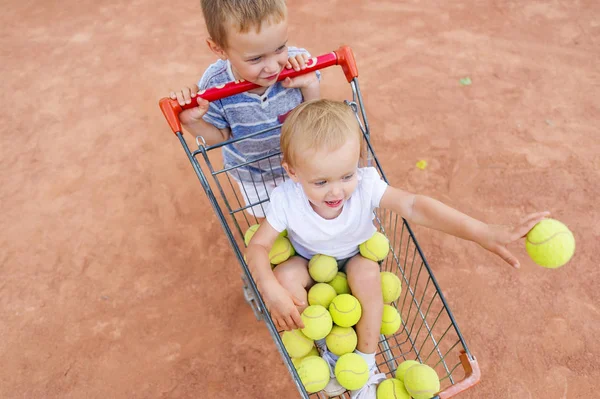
[261,280,305,331]
[479,211,550,269]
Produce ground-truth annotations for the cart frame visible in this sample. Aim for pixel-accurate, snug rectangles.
[159,46,481,398]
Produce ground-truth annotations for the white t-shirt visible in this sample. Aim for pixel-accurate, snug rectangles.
[266,167,389,259]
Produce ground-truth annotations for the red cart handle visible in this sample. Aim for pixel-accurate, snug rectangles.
[159,45,358,135]
[438,351,481,398]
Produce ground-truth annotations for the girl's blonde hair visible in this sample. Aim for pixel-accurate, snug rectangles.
[281,99,364,168]
[201,0,287,49]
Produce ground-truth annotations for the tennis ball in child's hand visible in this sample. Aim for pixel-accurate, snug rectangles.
[308,283,338,308]
[360,231,390,261]
[308,254,338,283]
[329,271,351,295]
[325,325,357,356]
[282,329,314,358]
[394,360,420,383]
[329,294,362,327]
[301,305,333,340]
[269,236,294,265]
[404,364,441,399]
[335,353,370,390]
[377,378,410,399]
[291,346,319,368]
[380,305,402,335]
[297,355,331,393]
[525,218,575,269]
[381,271,401,303]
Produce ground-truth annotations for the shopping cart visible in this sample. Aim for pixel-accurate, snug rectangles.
[159,46,481,398]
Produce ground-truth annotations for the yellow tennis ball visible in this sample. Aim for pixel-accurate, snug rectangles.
[291,346,319,368]
[329,294,362,327]
[525,218,575,269]
[325,325,357,356]
[381,305,402,335]
[329,271,351,295]
[308,283,338,308]
[245,225,287,246]
[376,378,410,399]
[301,305,333,340]
[394,360,420,383]
[282,329,314,358]
[404,364,441,399]
[297,356,331,393]
[308,254,338,283]
[381,271,401,303]
[335,353,370,390]
[360,231,390,261]
[244,224,260,246]
[270,236,294,265]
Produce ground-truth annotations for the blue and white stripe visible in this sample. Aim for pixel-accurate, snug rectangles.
[198,47,316,182]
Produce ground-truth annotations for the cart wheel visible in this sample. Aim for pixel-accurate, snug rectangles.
[241,274,263,321]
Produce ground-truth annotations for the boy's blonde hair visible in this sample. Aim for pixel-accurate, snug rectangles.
[201,0,287,48]
[281,99,364,168]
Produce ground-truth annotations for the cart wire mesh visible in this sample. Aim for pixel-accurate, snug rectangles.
[169,77,480,398]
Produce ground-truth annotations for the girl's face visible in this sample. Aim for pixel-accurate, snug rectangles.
[285,138,361,220]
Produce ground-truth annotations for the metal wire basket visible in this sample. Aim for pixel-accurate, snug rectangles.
[159,46,480,398]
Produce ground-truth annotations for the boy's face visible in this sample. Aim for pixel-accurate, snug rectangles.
[285,138,361,220]
[210,17,289,88]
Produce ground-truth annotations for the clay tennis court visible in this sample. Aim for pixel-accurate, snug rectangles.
[2,0,599,397]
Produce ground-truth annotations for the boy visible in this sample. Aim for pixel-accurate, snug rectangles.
[170,0,320,218]
[246,100,549,398]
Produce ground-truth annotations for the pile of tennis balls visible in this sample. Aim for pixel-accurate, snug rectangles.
[277,232,406,394]
[376,360,441,399]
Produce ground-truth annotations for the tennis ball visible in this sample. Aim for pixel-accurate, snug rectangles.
[245,224,287,246]
[381,271,402,303]
[297,356,331,393]
[525,218,575,269]
[308,283,338,308]
[308,254,338,283]
[381,305,402,335]
[282,329,314,358]
[329,271,351,295]
[301,305,333,340]
[376,378,410,399]
[395,360,420,383]
[244,224,260,246]
[291,346,319,368]
[329,294,362,327]
[360,231,390,261]
[270,236,294,265]
[404,364,440,399]
[325,325,357,356]
[335,353,370,390]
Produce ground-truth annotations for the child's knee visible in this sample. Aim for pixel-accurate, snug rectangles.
[273,264,294,286]
[273,258,310,287]
[349,257,380,281]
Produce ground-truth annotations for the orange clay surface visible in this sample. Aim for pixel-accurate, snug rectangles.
[1,0,599,398]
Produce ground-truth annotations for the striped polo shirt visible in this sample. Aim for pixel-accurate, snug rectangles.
[198,47,314,183]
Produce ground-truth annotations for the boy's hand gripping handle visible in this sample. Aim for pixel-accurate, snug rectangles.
[158,45,358,135]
